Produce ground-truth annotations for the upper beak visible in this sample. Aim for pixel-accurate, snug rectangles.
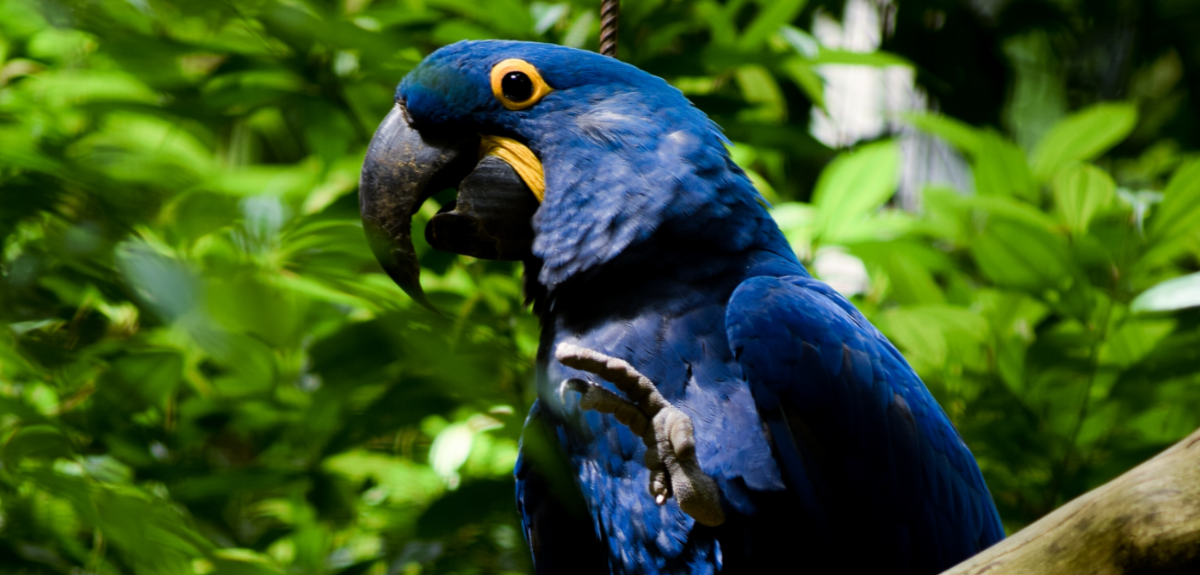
[359,103,541,307]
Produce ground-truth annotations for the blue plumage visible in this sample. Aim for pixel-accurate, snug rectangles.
[395,40,1003,574]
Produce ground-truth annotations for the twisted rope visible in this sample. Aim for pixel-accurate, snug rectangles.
[599,0,619,57]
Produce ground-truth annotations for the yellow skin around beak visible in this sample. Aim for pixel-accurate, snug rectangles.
[479,135,545,202]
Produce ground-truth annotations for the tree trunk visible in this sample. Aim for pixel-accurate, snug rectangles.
[943,427,1200,575]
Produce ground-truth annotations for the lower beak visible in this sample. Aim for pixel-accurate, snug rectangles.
[359,103,541,307]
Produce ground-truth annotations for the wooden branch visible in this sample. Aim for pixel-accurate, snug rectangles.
[943,426,1200,575]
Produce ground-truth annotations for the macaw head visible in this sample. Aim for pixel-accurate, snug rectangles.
[360,40,759,305]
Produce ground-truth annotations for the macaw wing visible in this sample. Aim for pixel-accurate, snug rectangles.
[515,401,609,575]
[726,275,1004,573]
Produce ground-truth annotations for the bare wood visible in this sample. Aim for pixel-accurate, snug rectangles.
[943,426,1200,575]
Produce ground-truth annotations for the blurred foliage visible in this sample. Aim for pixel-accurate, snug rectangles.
[1,0,1198,574]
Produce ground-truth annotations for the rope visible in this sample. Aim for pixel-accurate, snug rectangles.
[599,0,619,58]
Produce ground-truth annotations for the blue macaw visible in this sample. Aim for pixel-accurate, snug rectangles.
[358,40,1004,575]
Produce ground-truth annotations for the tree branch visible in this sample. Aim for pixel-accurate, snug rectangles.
[943,426,1200,575]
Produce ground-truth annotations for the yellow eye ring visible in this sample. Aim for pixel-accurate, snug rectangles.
[490,59,552,110]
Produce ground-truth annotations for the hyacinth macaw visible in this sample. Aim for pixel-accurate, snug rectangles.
[358,40,1004,575]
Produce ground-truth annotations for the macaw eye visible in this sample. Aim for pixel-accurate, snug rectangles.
[490,59,552,110]
[502,72,533,102]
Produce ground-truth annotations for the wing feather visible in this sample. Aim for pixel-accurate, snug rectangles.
[727,275,1003,573]
[515,401,609,575]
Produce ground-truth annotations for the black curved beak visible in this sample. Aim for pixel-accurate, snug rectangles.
[359,103,539,307]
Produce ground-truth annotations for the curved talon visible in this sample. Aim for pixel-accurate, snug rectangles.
[558,377,590,405]
[556,344,726,526]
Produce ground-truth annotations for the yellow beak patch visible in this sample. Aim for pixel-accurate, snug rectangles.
[479,135,545,202]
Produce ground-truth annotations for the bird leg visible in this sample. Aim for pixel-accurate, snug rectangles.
[556,343,726,527]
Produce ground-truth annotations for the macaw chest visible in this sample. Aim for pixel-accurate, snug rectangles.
[535,302,789,570]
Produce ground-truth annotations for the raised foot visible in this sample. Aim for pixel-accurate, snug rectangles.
[555,343,726,527]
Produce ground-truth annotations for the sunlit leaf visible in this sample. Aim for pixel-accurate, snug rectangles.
[562,10,596,48]
[812,140,899,244]
[28,70,159,106]
[211,549,284,575]
[531,3,568,35]
[734,64,786,122]
[1100,318,1175,367]
[971,219,1074,291]
[1132,272,1200,313]
[810,49,913,68]
[1148,159,1200,244]
[853,240,947,305]
[812,246,870,297]
[429,421,475,488]
[771,202,816,259]
[781,58,825,109]
[973,131,1037,201]
[737,0,807,51]
[961,195,1060,233]
[1052,163,1115,234]
[1030,102,1138,180]
[876,305,989,375]
[779,25,819,58]
[901,113,983,156]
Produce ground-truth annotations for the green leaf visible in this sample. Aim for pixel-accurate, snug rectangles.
[429,0,534,38]
[695,0,738,46]
[973,131,1037,201]
[3,425,73,466]
[107,352,185,409]
[1148,159,1200,243]
[211,549,284,575]
[876,305,989,375]
[852,241,946,305]
[1100,318,1175,367]
[961,195,1060,233]
[531,3,568,35]
[901,113,983,156]
[28,470,211,575]
[1052,163,1116,234]
[810,48,913,68]
[1030,102,1138,180]
[32,70,159,107]
[1131,272,1200,313]
[781,58,825,109]
[971,219,1074,291]
[561,10,595,49]
[200,331,278,396]
[737,0,807,51]
[431,20,496,43]
[771,202,817,259]
[779,25,819,58]
[429,421,475,485]
[734,65,786,122]
[0,126,64,173]
[812,141,899,244]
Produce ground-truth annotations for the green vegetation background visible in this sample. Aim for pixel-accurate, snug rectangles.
[2,0,1199,573]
